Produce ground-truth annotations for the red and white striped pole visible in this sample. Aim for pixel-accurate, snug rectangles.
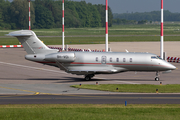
[62,0,65,51]
[105,0,108,52]
[28,0,31,30]
[160,0,164,59]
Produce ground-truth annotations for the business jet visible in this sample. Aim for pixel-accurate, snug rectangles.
[7,30,176,81]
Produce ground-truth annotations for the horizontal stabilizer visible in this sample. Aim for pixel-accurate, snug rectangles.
[7,30,58,54]
[6,31,33,37]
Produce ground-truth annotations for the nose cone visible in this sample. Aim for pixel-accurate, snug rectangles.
[170,64,176,70]
[161,60,176,71]
[166,62,176,70]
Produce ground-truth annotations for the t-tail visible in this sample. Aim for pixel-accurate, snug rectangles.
[7,30,58,54]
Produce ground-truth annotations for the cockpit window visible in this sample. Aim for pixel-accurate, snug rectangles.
[151,56,163,60]
[151,56,157,59]
[157,56,163,60]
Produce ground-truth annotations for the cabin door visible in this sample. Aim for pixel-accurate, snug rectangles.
[101,56,106,64]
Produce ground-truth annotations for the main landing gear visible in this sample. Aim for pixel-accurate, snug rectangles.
[155,71,160,81]
[84,74,95,81]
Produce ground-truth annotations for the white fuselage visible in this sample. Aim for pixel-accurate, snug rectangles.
[8,30,176,80]
[25,51,176,75]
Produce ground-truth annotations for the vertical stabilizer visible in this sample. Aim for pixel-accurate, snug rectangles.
[7,30,58,54]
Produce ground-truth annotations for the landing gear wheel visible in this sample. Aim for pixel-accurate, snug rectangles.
[84,74,94,81]
[155,77,159,81]
[155,71,160,81]
[85,76,91,81]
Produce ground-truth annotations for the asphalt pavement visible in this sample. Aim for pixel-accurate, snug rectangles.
[0,42,180,104]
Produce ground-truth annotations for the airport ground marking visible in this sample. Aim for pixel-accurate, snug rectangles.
[0,61,67,74]
[112,80,140,84]
[0,85,53,95]
[0,86,54,95]
[0,61,146,84]
[0,86,36,93]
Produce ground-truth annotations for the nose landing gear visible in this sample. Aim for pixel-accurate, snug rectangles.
[155,71,160,81]
[155,77,159,81]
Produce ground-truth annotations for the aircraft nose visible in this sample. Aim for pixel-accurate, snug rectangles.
[169,64,176,70]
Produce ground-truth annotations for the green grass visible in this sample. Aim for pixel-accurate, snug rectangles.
[0,37,20,45]
[28,24,180,36]
[1,36,180,45]
[71,84,180,93]
[0,104,179,120]
[0,24,180,36]
[0,24,180,45]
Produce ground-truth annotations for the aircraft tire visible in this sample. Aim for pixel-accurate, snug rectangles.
[155,77,159,81]
[85,76,91,81]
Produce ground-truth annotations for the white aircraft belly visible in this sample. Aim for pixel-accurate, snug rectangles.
[67,65,128,75]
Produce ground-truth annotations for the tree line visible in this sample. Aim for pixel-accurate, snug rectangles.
[112,19,149,25]
[113,10,180,23]
[0,0,113,30]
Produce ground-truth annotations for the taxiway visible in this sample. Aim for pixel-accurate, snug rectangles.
[0,42,180,104]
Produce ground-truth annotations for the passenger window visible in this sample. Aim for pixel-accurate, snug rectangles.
[130,58,132,62]
[110,57,112,62]
[123,58,126,62]
[116,58,119,62]
[96,57,98,62]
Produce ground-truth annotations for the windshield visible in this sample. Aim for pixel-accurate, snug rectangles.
[151,56,163,60]
[157,56,163,60]
[151,56,157,59]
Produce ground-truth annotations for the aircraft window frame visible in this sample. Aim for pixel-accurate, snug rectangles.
[116,58,119,62]
[157,56,163,60]
[123,58,126,62]
[96,57,98,62]
[110,57,112,62]
[130,58,132,62]
[151,56,157,59]
[101,56,106,64]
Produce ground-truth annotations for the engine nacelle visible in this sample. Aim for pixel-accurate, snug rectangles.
[45,52,75,63]
[25,54,45,62]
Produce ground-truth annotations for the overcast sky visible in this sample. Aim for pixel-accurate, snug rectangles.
[74,0,180,13]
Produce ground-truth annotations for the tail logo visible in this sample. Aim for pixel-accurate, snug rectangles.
[32,46,44,49]
[39,46,43,49]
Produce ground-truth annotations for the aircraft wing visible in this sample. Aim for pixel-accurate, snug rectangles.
[66,66,128,75]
